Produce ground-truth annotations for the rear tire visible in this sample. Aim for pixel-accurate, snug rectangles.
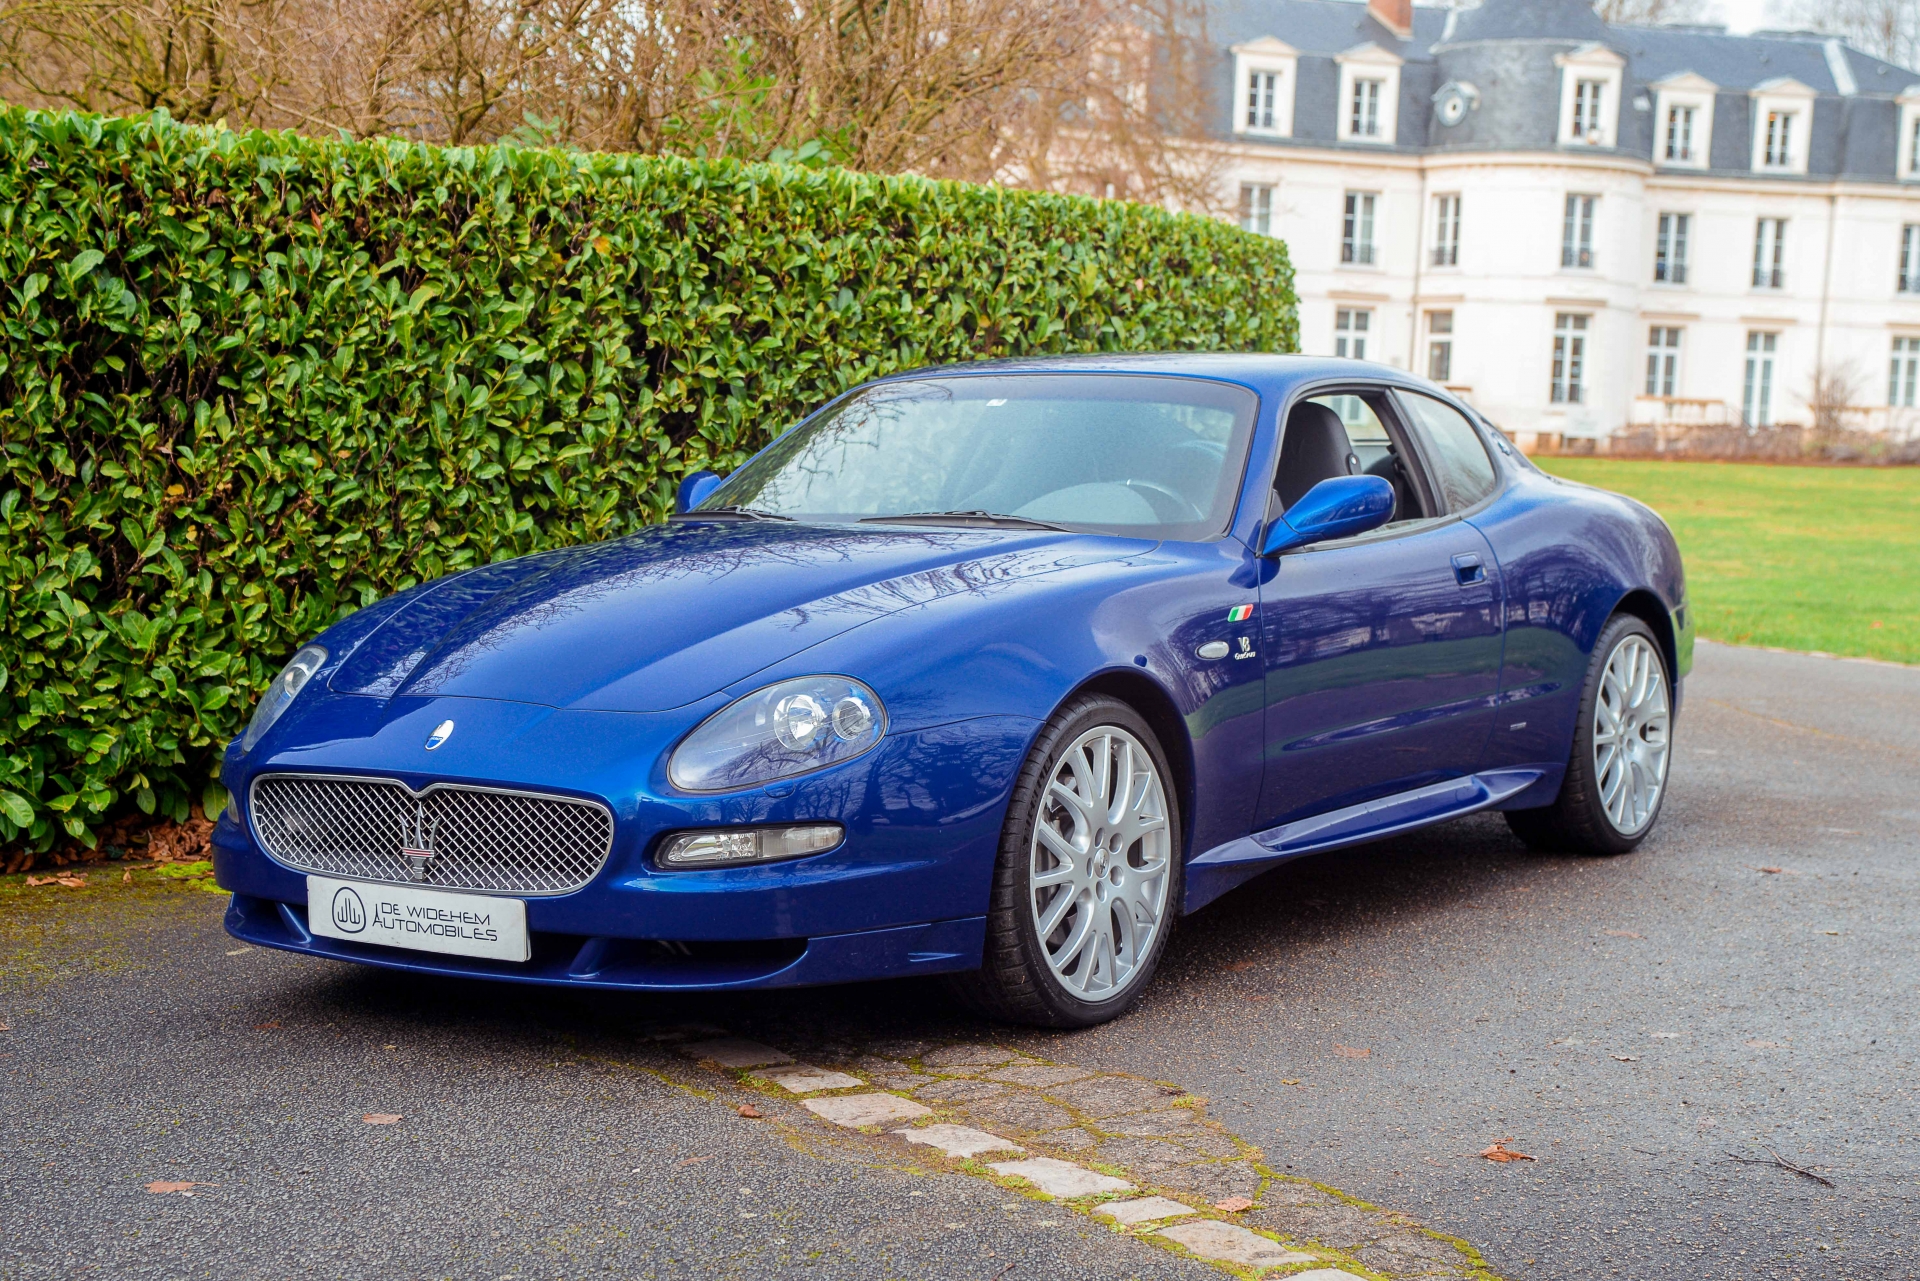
[1505,614,1673,857]
[947,695,1182,1028]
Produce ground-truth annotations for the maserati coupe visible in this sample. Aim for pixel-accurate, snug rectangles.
[214,354,1690,1027]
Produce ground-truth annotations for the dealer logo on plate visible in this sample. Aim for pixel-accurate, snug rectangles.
[330,886,368,934]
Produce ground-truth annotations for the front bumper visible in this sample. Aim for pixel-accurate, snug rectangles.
[214,694,1037,990]
[223,891,986,990]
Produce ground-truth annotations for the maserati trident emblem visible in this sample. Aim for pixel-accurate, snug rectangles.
[399,805,439,883]
[425,719,455,750]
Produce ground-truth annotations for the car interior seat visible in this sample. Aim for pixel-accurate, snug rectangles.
[1274,402,1362,510]
[1363,454,1410,522]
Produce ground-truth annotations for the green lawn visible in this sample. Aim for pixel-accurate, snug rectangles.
[1533,458,1920,666]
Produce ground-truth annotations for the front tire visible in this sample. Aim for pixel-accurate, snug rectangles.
[948,695,1182,1028]
[1506,614,1673,857]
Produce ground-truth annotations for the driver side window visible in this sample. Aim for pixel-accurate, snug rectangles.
[1271,391,1435,527]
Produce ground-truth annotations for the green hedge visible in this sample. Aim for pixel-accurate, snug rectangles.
[0,107,1299,851]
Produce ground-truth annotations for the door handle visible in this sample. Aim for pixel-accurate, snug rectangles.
[1451,553,1486,585]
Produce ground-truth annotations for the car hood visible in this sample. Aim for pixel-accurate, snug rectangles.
[327,521,1149,712]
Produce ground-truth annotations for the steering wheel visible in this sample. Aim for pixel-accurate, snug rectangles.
[1123,479,1206,523]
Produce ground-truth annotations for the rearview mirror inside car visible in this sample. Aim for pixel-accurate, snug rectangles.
[1260,475,1396,556]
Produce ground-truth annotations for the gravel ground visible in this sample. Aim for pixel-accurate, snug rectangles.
[3,639,1912,1280]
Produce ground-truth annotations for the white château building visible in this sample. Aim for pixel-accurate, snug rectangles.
[1213,0,1920,446]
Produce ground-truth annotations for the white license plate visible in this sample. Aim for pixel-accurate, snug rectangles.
[307,875,530,963]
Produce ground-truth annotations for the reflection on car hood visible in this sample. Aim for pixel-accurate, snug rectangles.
[327,522,1147,712]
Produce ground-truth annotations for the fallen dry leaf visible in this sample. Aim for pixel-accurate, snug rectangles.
[1214,1196,1255,1213]
[737,1104,763,1119]
[146,1181,200,1194]
[1603,930,1643,939]
[363,1113,402,1125]
[1479,1139,1535,1163]
[1333,1044,1371,1059]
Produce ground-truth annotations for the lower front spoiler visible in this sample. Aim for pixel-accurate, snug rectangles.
[225,893,985,992]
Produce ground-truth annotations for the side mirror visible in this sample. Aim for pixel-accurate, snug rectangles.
[674,470,724,515]
[1260,475,1395,556]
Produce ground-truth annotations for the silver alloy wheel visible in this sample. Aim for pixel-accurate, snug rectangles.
[1593,634,1672,835]
[1029,725,1172,1003]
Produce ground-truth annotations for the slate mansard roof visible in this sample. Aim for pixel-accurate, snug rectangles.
[1214,0,1920,183]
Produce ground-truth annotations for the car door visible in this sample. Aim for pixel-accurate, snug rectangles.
[1252,387,1505,830]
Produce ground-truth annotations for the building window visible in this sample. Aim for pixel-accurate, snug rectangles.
[1892,337,1920,407]
[1665,105,1697,162]
[1351,78,1384,139]
[1762,110,1796,168]
[1753,218,1787,289]
[1240,184,1274,236]
[1246,70,1280,131]
[1335,308,1372,360]
[1901,225,1920,293]
[1744,332,1778,427]
[1654,213,1690,285]
[1431,194,1461,267]
[1562,195,1596,269]
[1646,327,1682,397]
[1342,192,1378,265]
[1572,80,1607,141]
[1551,313,1588,404]
[1427,311,1454,382]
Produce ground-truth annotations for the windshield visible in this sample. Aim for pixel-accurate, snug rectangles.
[698,374,1260,541]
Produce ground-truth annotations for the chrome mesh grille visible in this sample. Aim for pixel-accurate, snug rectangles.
[249,774,614,895]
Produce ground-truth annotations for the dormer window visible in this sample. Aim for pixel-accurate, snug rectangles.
[1572,80,1607,141]
[1652,73,1716,171]
[1231,38,1299,138]
[1352,78,1385,138]
[1762,111,1796,168]
[1336,44,1403,145]
[1749,79,1815,175]
[1247,71,1281,130]
[1556,45,1624,148]
[1665,106,1696,162]
[1901,90,1920,180]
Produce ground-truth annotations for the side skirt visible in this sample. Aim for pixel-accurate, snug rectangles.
[1182,768,1547,914]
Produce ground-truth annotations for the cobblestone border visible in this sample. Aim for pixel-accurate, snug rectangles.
[651,1028,1504,1281]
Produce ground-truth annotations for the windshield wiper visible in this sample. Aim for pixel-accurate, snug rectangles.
[673,505,796,522]
[858,510,1068,531]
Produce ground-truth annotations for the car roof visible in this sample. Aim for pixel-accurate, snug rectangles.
[867,353,1433,402]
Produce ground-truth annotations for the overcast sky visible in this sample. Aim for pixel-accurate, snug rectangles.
[1710,0,1774,31]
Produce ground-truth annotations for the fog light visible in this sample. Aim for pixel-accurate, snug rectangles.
[657,824,844,869]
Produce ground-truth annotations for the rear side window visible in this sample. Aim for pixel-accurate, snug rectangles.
[1399,392,1498,511]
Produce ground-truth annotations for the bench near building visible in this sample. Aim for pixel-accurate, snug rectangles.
[1218,0,1920,449]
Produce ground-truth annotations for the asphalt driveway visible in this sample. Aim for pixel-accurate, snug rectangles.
[3,639,1915,1280]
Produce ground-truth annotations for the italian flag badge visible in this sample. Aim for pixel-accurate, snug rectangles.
[1227,604,1254,623]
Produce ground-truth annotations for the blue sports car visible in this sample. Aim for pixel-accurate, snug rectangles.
[215,355,1690,1027]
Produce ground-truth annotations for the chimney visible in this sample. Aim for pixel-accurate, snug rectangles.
[1368,0,1413,38]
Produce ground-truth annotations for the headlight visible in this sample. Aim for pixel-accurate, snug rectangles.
[657,824,845,869]
[669,676,886,792]
[240,645,327,752]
